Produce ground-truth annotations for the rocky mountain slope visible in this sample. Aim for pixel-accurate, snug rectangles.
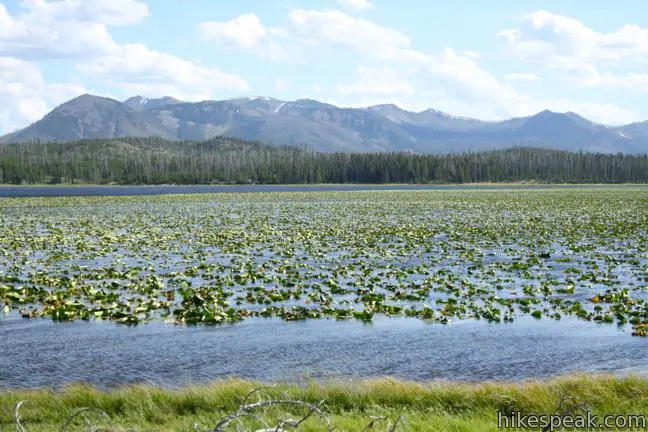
[1,94,646,153]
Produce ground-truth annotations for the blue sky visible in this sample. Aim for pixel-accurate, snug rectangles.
[2,0,648,134]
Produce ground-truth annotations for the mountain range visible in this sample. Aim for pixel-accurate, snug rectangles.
[1,94,647,153]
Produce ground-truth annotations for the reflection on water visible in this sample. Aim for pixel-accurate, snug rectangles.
[1,315,646,389]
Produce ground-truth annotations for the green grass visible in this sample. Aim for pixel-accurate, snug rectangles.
[1,375,647,431]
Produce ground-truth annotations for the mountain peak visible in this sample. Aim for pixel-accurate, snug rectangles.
[367,104,415,123]
[292,98,321,105]
[124,95,148,105]
[51,94,122,115]
[528,110,598,126]
[1,93,644,153]
[531,109,563,119]
[418,108,451,117]
[123,95,183,112]
[246,96,276,101]
[67,93,115,104]
[2,93,167,144]
[369,103,405,111]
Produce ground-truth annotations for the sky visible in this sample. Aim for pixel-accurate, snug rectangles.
[2,0,648,134]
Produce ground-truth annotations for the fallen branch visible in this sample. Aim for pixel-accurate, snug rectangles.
[15,389,405,432]
[362,414,406,432]
[59,407,112,432]
[15,400,26,432]
[210,386,332,432]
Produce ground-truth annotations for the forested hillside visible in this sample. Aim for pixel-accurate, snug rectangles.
[0,137,647,184]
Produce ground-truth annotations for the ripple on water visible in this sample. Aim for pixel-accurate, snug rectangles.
[1,315,647,389]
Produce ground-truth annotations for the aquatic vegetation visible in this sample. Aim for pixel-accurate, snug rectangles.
[1,188,647,334]
[632,323,648,337]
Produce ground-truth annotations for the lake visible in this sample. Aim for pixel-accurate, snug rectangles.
[1,188,647,389]
[0,184,645,197]
[1,314,645,389]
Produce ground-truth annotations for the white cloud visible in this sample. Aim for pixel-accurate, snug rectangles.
[282,9,636,125]
[336,0,374,12]
[281,11,510,107]
[0,0,251,133]
[0,57,47,131]
[505,72,540,81]
[498,10,648,92]
[199,8,424,63]
[553,61,648,93]
[20,0,149,26]
[337,65,414,97]
[1,4,641,133]
[77,43,249,101]
[484,9,648,111]
[405,49,634,124]
[0,57,88,134]
[287,9,425,62]
[585,71,648,90]
[422,48,519,105]
[0,0,148,60]
[0,4,115,59]
[498,10,648,63]
[198,14,288,61]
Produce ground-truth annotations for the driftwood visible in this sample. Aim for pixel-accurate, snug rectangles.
[12,387,407,432]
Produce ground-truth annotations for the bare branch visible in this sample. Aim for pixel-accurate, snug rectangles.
[211,386,332,432]
[362,414,405,432]
[212,412,273,431]
[15,401,26,432]
[242,385,277,407]
[59,407,111,432]
[362,415,387,431]
[14,390,401,432]
[387,414,406,432]
[276,399,326,429]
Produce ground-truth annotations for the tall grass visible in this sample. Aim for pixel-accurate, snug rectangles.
[1,374,647,431]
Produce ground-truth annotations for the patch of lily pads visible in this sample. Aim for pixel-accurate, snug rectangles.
[1,189,647,336]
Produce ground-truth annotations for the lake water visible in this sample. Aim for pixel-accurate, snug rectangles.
[0,184,645,198]
[1,187,647,390]
[1,314,646,389]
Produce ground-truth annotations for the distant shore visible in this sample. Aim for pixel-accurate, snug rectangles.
[1,181,648,187]
[1,182,647,199]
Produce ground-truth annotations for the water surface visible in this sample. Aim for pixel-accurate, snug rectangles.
[2,188,647,389]
[1,184,645,198]
[1,315,646,389]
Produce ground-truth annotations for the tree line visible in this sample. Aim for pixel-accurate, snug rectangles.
[0,137,647,184]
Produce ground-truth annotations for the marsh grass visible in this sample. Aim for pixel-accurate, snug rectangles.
[2,375,648,431]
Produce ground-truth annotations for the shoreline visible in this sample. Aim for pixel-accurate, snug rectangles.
[2,372,646,392]
[2,374,647,431]
[1,181,648,187]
